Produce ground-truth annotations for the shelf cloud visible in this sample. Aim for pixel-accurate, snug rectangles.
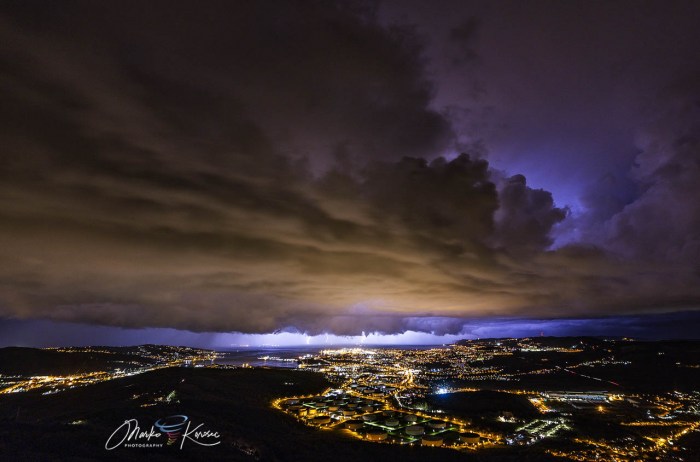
[0,1,699,336]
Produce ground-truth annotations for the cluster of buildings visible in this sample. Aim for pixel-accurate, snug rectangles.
[275,339,700,461]
[506,417,570,445]
[275,390,487,449]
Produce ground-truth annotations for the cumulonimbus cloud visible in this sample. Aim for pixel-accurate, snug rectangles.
[0,1,698,336]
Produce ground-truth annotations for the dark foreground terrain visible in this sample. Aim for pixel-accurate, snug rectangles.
[0,367,557,462]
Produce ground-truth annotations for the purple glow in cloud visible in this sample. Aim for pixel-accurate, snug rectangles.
[0,1,699,339]
[2,312,699,348]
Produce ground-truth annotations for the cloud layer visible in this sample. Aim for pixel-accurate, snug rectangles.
[0,1,699,335]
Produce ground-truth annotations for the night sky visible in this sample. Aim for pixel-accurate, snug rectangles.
[1,0,699,346]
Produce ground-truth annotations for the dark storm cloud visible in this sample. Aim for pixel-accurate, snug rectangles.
[603,82,700,267]
[494,174,567,253]
[447,17,479,67]
[0,0,699,337]
[361,154,498,245]
[559,78,700,276]
[4,310,700,348]
[381,0,700,206]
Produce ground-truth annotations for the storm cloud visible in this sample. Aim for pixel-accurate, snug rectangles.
[0,0,699,336]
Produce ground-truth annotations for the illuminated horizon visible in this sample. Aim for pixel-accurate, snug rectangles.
[2,310,699,349]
